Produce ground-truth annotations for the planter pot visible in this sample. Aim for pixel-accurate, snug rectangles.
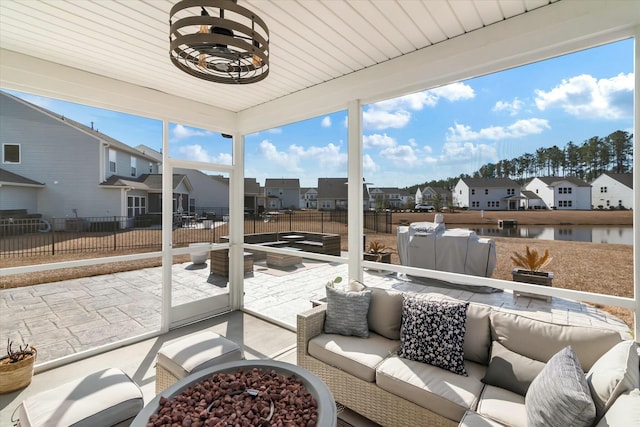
[0,347,36,394]
[364,252,391,263]
[512,269,553,302]
[189,243,210,265]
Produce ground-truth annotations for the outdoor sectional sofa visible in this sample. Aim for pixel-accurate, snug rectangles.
[297,287,640,427]
[221,231,341,260]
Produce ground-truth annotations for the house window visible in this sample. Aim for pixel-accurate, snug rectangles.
[601,187,608,193]
[149,162,153,173]
[130,158,136,177]
[2,143,20,164]
[471,189,475,195]
[507,188,515,196]
[484,189,489,195]
[109,149,117,173]
[568,187,572,194]
[127,196,146,218]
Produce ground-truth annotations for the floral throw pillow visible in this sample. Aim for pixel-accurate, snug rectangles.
[398,296,469,376]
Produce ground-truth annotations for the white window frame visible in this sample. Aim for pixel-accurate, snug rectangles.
[109,148,117,173]
[131,157,137,177]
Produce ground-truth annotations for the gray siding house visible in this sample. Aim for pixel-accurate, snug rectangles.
[265,178,300,210]
[0,91,161,223]
[453,177,522,210]
[317,178,370,211]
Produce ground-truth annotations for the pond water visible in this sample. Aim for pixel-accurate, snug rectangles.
[459,225,634,245]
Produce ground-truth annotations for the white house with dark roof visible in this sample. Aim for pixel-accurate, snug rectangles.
[453,177,522,210]
[299,187,318,209]
[525,176,592,210]
[264,178,300,210]
[591,172,633,209]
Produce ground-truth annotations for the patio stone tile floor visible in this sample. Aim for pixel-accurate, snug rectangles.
[1,254,631,367]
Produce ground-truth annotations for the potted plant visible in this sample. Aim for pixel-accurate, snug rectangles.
[511,246,553,301]
[363,241,393,263]
[0,338,37,394]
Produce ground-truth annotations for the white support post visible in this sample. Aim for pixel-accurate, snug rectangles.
[161,120,172,333]
[347,100,364,283]
[633,33,639,341]
[229,132,245,310]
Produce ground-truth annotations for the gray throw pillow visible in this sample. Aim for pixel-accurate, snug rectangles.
[482,341,546,396]
[526,346,596,427]
[398,296,469,376]
[323,285,372,338]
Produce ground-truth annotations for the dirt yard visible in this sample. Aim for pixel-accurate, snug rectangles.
[1,209,634,326]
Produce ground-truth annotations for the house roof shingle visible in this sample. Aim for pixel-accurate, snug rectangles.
[265,178,300,189]
[0,168,45,186]
[459,177,520,188]
[536,176,591,187]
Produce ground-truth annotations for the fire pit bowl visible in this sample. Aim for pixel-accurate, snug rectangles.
[132,359,336,427]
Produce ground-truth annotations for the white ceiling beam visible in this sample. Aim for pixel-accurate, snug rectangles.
[0,49,237,133]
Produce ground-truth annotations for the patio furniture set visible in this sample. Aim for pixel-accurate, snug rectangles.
[297,286,639,427]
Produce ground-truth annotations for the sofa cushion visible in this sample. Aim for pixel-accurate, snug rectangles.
[594,389,640,427]
[324,285,372,337]
[464,303,492,365]
[476,385,526,427]
[308,332,400,382]
[525,346,596,427]
[490,311,623,371]
[586,340,640,420]
[482,341,545,396]
[459,410,509,427]
[376,355,486,421]
[367,287,403,340]
[398,296,469,376]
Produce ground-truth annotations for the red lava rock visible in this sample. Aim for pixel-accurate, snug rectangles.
[146,368,319,426]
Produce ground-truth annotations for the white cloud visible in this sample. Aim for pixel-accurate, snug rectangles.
[445,118,550,142]
[428,82,476,103]
[379,145,419,166]
[363,82,475,131]
[363,109,411,130]
[493,97,524,116]
[257,140,302,172]
[363,133,397,149]
[534,73,633,119]
[363,154,378,174]
[171,124,213,141]
[175,145,232,165]
[321,116,331,128]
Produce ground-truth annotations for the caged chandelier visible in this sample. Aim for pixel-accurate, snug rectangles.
[169,0,269,84]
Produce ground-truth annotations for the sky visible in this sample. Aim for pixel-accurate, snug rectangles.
[6,38,634,189]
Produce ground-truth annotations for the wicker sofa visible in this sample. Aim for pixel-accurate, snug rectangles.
[297,288,639,427]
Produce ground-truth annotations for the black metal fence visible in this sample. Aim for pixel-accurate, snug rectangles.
[0,211,391,258]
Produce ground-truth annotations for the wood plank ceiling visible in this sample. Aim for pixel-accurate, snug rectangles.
[0,0,557,113]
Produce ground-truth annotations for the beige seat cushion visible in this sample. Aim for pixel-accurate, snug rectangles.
[587,340,640,419]
[490,311,623,371]
[375,355,486,422]
[156,331,243,379]
[308,333,400,382]
[595,389,640,427]
[464,303,492,364]
[476,385,526,427]
[367,287,403,340]
[16,368,143,427]
[459,410,509,427]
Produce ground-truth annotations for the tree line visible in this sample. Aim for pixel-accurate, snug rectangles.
[406,130,633,194]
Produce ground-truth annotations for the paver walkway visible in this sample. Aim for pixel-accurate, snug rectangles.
[1,256,630,365]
